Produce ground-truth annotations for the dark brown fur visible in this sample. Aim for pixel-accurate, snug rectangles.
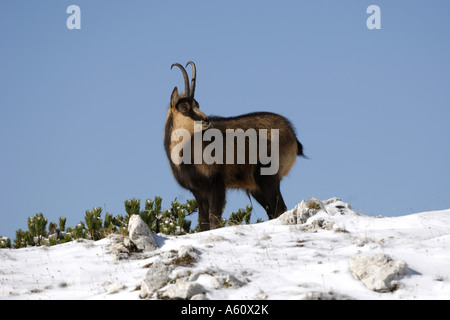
[164,62,304,231]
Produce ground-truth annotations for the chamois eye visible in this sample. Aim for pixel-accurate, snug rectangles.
[178,104,189,113]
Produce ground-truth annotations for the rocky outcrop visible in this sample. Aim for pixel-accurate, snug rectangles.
[128,215,158,252]
[349,254,407,293]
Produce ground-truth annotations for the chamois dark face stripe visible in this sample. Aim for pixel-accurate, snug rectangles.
[164,61,305,231]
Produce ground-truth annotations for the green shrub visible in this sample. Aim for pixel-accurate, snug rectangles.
[47,235,58,246]
[59,217,67,232]
[103,212,116,233]
[140,196,163,233]
[27,213,48,246]
[13,229,32,248]
[125,198,140,217]
[9,196,254,248]
[228,205,253,226]
[0,236,11,249]
[72,223,86,240]
[138,197,197,235]
[62,232,73,243]
[48,221,57,235]
[159,199,194,235]
[84,207,103,240]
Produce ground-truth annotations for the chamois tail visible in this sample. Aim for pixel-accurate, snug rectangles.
[297,139,307,158]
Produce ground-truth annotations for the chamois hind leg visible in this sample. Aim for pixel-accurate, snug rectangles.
[271,189,288,219]
[252,175,288,220]
[250,188,270,218]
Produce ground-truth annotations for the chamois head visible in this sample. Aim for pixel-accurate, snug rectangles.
[169,62,210,132]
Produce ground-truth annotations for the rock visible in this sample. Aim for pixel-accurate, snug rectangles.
[160,250,178,262]
[349,254,407,293]
[163,280,206,300]
[323,197,342,205]
[190,293,207,300]
[140,260,172,299]
[109,241,129,260]
[212,274,245,289]
[123,236,135,249]
[109,234,133,260]
[128,214,158,252]
[178,245,199,259]
[256,290,268,300]
[108,282,125,294]
[204,235,226,243]
[279,198,323,225]
[302,219,335,233]
[188,268,215,281]
[325,199,353,216]
[305,291,354,300]
[259,234,271,241]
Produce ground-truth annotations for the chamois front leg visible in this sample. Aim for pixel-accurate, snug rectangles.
[193,191,210,231]
[207,182,226,230]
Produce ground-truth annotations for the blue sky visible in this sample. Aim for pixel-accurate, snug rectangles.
[1,1,449,239]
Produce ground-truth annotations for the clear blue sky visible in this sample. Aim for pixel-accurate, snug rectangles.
[1,0,449,239]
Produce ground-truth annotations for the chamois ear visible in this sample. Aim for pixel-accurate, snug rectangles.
[170,87,179,108]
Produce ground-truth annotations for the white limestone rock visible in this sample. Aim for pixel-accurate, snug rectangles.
[128,214,158,252]
[349,253,407,293]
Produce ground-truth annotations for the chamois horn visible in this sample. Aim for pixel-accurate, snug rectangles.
[170,63,190,97]
[186,61,196,98]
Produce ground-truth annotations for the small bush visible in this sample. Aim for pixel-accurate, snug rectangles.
[228,205,253,226]
[103,212,116,233]
[48,234,58,246]
[140,197,197,235]
[0,236,11,249]
[159,199,193,235]
[307,199,322,210]
[125,198,140,218]
[140,196,162,233]
[13,229,32,248]
[72,223,86,240]
[59,217,67,232]
[84,207,103,240]
[27,213,48,246]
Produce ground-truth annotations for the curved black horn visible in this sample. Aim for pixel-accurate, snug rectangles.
[171,63,190,97]
[185,61,196,98]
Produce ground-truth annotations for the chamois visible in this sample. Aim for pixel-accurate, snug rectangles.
[164,61,304,231]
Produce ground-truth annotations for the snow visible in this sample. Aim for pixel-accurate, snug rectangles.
[1,198,449,300]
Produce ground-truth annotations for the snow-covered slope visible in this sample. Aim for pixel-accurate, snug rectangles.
[1,198,449,300]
